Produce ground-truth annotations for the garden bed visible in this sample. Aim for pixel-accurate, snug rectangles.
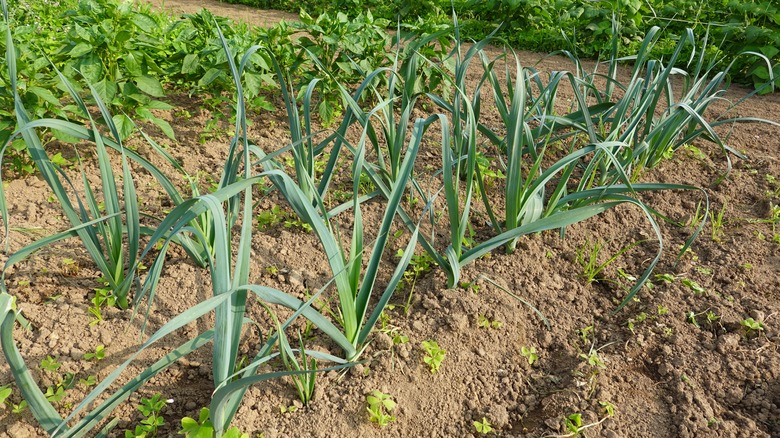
[0,1,779,437]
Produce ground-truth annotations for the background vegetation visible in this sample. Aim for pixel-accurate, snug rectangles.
[228,0,780,91]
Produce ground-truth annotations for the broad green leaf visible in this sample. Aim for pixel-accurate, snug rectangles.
[112,114,134,140]
[134,76,165,98]
[182,54,199,74]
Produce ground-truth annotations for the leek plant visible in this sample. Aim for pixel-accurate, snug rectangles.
[558,26,780,183]
[0,13,348,437]
[0,8,138,308]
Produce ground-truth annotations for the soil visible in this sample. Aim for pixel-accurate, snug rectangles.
[1,2,780,437]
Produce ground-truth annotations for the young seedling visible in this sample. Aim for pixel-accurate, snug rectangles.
[421,340,446,373]
[576,239,643,284]
[520,346,539,365]
[83,345,105,362]
[681,278,706,295]
[125,393,168,438]
[741,317,766,338]
[473,417,493,435]
[565,413,583,435]
[710,202,727,241]
[366,390,396,427]
[0,385,11,407]
[478,315,503,329]
[40,356,61,373]
[179,407,249,438]
[599,400,615,417]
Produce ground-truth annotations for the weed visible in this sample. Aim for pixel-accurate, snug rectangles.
[422,340,446,373]
[125,393,168,438]
[44,385,65,404]
[78,375,97,387]
[741,317,766,337]
[0,385,11,406]
[577,239,643,284]
[710,202,727,241]
[179,407,249,438]
[520,346,539,366]
[11,400,27,414]
[681,278,705,295]
[477,315,503,329]
[396,250,436,314]
[565,413,583,435]
[278,405,298,414]
[599,400,615,417]
[474,416,494,435]
[83,345,105,362]
[366,390,396,427]
[577,326,594,345]
[40,356,61,373]
[579,351,606,369]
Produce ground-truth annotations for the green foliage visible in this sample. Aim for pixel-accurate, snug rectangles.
[366,390,396,427]
[83,345,105,361]
[179,407,250,438]
[40,355,61,373]
[421,340,446,373]
[520,346,539,365]
[291,10,390,125]
[473,417,493,434]
[125,393,167,438]
[741,317,766,337]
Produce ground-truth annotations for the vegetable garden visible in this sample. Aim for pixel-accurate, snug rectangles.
[0,0,779,436]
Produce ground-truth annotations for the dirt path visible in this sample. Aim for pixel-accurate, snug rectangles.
[143,0,298,26]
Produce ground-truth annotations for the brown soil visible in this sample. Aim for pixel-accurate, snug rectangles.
[1,2,780,438]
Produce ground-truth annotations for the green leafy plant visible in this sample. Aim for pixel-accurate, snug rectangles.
[179,407,249,438]
[83,345,105,362]
[576,239,644,284]
[40,355,61,373]
[366,390,396,427]
[291,10,390,125]
[520,346,539,365]
[125,393,167,438]
[710,202,727,241]
[0,384,11,406]
[422,340,446,373]
[741,317,766,337]
[565,412,584,435]
[478,315,503,329]
[473,416,493,435]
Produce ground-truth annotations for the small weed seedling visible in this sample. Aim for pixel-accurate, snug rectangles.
[599,400,616,417]
[0,385,11,407]
[366,390,396,427]
[478,315,503,329]
[741,317,766,338]
[576,239,643,284]
[577,325,594,345]
[40,356,61,373]
[179,407,249,438]
[396,250,436,314]
[565,413,583,435]
[710,202,727,241]
[580,351,606,369]
[422,340,446,373]
[474,417,493,435]
[79,375,97,387]
[125,393,168,438]
[83,345,105,361]
[520,346,539,365]
[278,404,298,414]
[681,278,706,295]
